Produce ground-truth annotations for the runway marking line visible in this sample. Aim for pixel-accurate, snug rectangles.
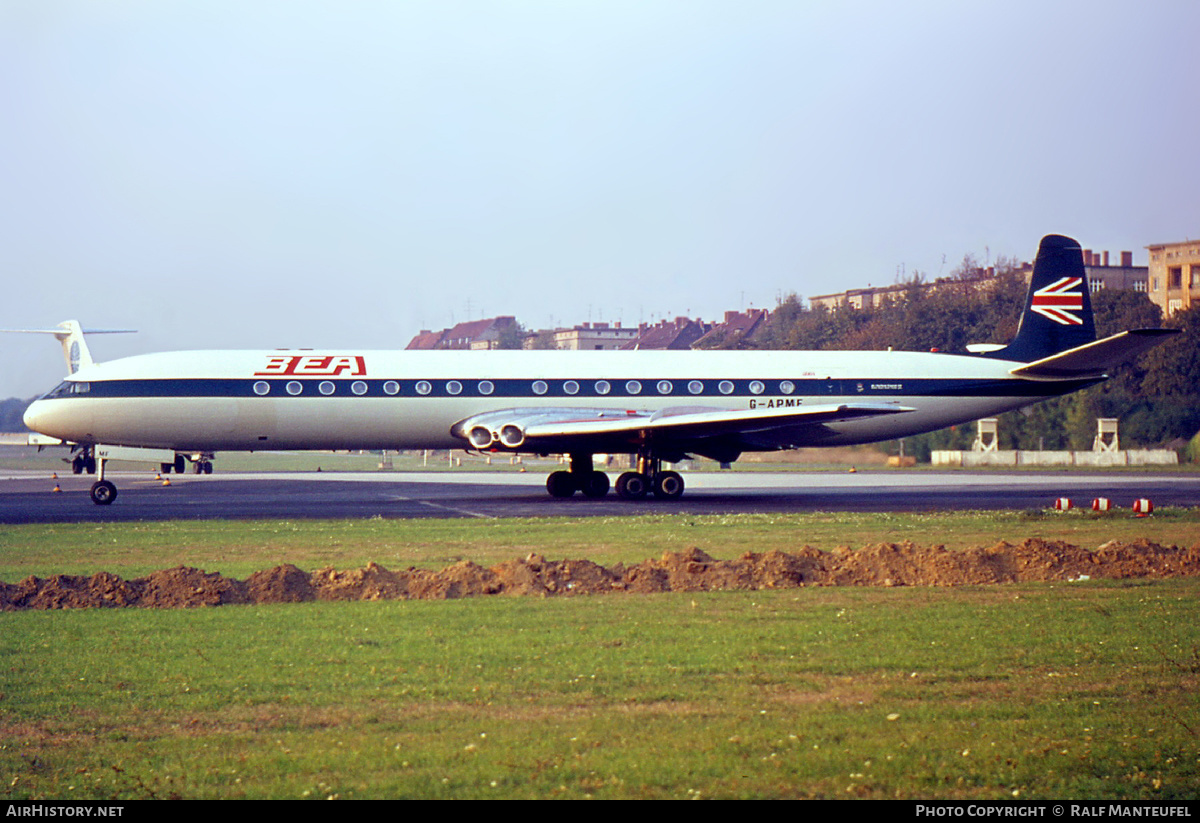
[386,495,497,519]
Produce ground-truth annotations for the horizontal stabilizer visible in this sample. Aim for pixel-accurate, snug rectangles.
[1009,329,1179,381]
[0,320,135,375]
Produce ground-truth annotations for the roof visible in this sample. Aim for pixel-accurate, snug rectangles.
[693,309,769,347]
[405,316,519,350]
[620,317,709,350]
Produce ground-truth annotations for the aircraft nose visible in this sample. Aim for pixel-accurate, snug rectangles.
[22,396,92,442]
[23,399,69,438]
[22,401,43,432]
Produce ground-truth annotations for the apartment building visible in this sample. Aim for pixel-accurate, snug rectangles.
[551,322,640,350]
[1147,239,1200,315]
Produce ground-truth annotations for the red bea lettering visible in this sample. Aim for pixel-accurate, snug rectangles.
[254,355,366,377]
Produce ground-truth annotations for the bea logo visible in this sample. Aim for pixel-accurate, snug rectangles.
[1030,277,1084,325]
[255,355,367,376]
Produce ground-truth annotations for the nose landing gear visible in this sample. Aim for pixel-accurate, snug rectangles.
[88,451,117,505]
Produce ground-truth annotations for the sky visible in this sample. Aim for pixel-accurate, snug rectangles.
[2,0,1197,398]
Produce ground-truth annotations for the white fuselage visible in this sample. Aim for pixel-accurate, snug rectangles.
[23,348,1083,453]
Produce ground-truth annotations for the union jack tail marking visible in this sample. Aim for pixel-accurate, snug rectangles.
[1030,276,1084,325]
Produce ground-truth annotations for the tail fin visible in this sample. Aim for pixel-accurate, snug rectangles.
[986,234,1095,363]
[54,320,93,374]
[0,320,135,376]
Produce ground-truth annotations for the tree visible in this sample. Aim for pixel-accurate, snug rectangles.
[494,322,531,350]
[755,293,804,349]
[1133,304,1200,443]
[525,329,558,350]
[0,397,31,432]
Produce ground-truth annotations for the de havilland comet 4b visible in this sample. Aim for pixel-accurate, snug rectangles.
[19,235,1177,505]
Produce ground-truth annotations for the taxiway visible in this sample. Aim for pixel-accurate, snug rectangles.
[1,468,1198,523]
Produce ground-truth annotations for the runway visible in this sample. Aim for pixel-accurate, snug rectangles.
[2,468,1199,523]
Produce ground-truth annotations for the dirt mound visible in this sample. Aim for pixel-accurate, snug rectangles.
[246,563,316,602]
[136,566,250,608]
[3,539,1199,611]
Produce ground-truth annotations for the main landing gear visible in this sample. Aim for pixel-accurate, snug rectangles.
[158,454,213,474]
[545,453,611,498]
[160,454,186,475]
[615,451,684,501]
[543,452,686,501]
[71,448,96,475]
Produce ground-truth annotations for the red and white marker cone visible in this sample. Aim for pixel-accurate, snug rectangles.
[1054,497,1072,511]
[1092,498,1111,512]
[1133,498,1153,517]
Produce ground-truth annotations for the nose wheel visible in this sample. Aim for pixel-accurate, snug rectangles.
[88,452,118,505]
[89,480,118,505]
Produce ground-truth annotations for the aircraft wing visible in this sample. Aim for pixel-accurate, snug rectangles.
[453,401,914,462]
[1008,328,1180,381]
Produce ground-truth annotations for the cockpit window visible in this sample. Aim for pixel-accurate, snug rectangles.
[44,381,89,399]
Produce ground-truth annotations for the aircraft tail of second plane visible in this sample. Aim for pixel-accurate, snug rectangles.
[985,234,1096,364]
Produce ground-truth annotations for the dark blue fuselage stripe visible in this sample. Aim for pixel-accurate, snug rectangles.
[47,376,1101,400]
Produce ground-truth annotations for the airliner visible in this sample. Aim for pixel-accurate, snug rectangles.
[15,234,1177,505]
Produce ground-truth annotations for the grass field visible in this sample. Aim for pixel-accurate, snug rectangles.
[3,511,1200,800]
